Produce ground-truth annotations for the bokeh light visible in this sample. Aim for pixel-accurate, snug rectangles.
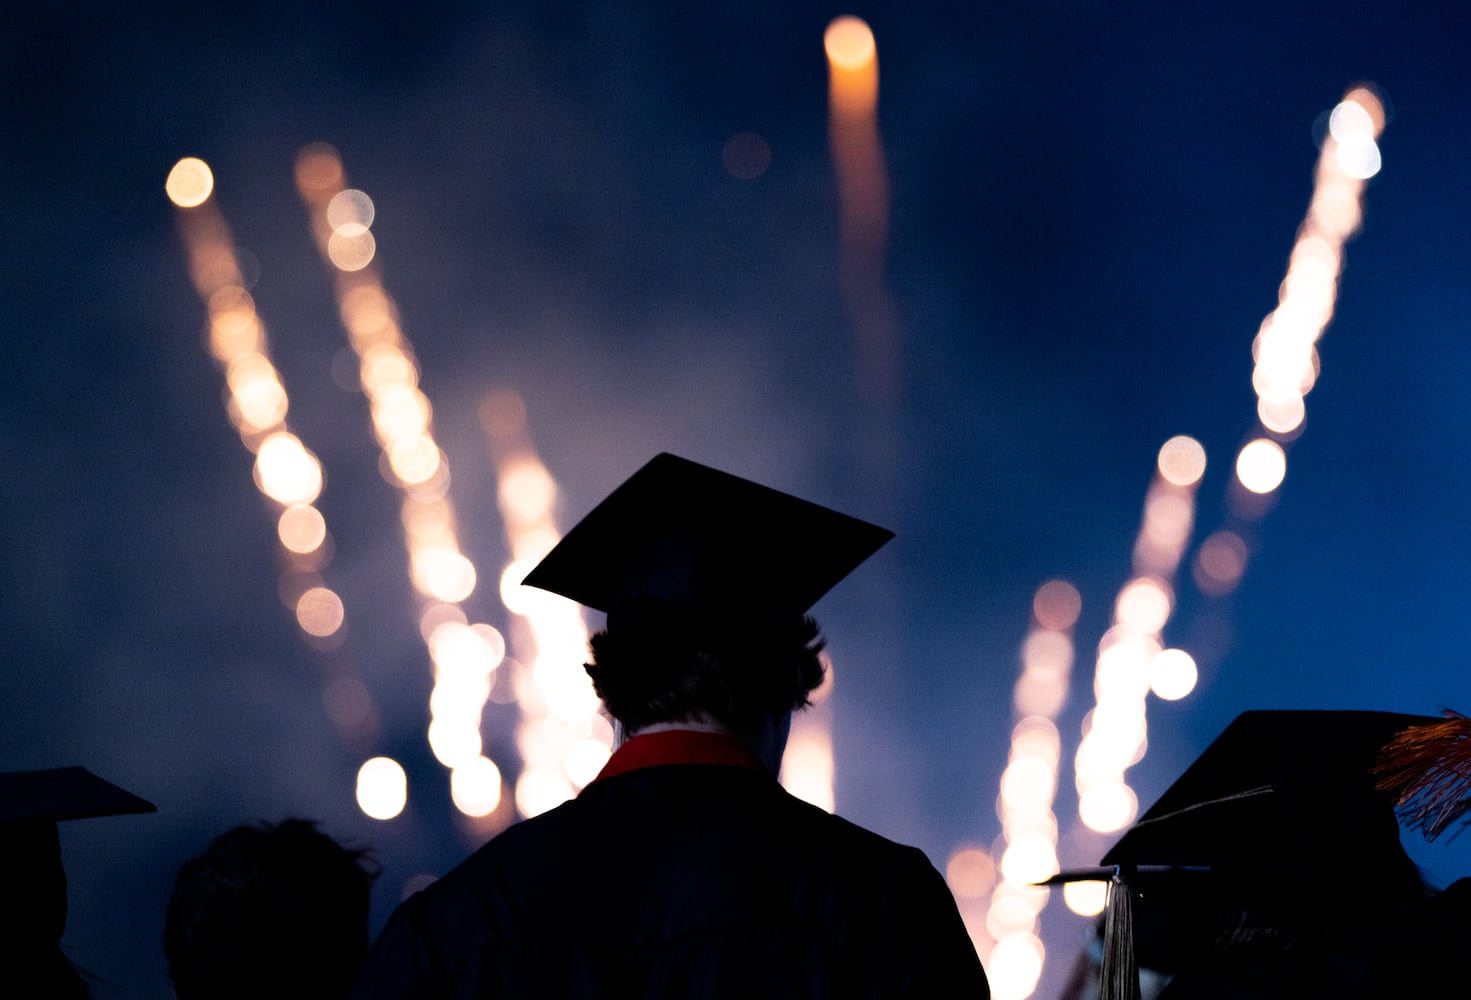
[295,586,345,637]
[165,157,214,208]
[1236,438,1287,494]
[823,16,876,70]
[947,847,996,899]
[988,932,1046,1000]
[1194,530,1248,594]
[253,432,324,506]
[722,131,772,180]
[356,757,407,820]
[278,504,327,554]
[1032,580,1081,631]
[1063,879,1107,917]
[1149,647,1199,701]
[1157,435,1207,487]
[450,756,503,817]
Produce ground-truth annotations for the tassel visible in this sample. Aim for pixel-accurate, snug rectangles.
[1373,710,1471,840]
[1099,866,1140,1000]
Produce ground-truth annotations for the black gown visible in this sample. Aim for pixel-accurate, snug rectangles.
[353,733,989,999]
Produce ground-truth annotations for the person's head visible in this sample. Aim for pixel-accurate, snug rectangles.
[162,818,376,1000]
[585,609,827,736]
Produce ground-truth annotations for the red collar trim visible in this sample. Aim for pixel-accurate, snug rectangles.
[584,729,767,788]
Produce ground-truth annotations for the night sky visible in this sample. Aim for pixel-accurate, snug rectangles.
[4,3,1471,997]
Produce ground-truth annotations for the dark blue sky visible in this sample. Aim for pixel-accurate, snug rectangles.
[4,3,1470,996]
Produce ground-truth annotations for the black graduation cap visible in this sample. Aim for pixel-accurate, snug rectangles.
[1043,710,1438,1000]
[1,768,156,949]
[0,767,157,824]
[522,453,893,625]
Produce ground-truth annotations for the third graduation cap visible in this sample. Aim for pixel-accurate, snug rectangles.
[1044,710,1439,1000]
[521,453,893,623]
[1099,709,1436,874]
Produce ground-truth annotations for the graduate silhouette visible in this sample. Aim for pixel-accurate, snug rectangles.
[354,453,989,998]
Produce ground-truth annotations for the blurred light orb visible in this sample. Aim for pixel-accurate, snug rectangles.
[296,586,345,637]
[1258,393,1306,435]
[515,767,575,818]
[356,757,407,820]
[388,434,442,485]
[722,131,772,180]
[1011,716,1061,760]
[1032,579,1081,631]
[499,560,545,615]
[429,620,503,674]
[564,738,613,789]
[1079,782,1138,833]
[327,188,376,235]
[278,504,328,554]
[166,157,214,207]
[499,459,556,525]
[427,717,483,768]
[988,932,1045,1000]
[1000,757,1054,813]
[1115,577,1172,635]
[1236,438,1287,494]
[824,16,876,69]
[1157,435,1207,487]
[295,142,344,194]
[450,756,503,817]
[999,834,1058,885]
[781,727,836,812]
[1329,99,1376,141]
[328,228,377,271]
[254,432,323,505]
[1194,531,1248,594]
[1335,133,1382,179]
[1341,88,1386,133]
[1063,879,1107,916]
[323,675,373,730]
[1149,648,1199,701]
[946,847,996,899]
[413,548,477,604]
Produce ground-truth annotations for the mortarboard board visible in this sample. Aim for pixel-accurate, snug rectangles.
[1100,709,1435,874]
[1043,710,1438,1000]
[522,453,893,625]
[0,767,157,824]
[1,768,156,949]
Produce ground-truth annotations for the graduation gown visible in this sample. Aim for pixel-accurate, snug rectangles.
[353,731,989,998]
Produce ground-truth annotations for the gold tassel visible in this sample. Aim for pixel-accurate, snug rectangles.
[1099,866,1140,1000]
[1373,709,1471,840]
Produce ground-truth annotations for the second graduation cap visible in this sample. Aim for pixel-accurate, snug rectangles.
[522,453,893,624]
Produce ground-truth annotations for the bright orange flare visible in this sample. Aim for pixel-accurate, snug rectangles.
[295,142,344,195]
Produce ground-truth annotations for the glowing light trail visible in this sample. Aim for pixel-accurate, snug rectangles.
[1072,438,1206,840]
[480,390,611,818]
[167,157,378,757]
[966,580,1080,1000]
[1242,87,1385,488]
[825,15,898,404]
[1188,87,1387,600]
[294,144,508,819]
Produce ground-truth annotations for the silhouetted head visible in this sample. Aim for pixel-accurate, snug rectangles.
[586,611,827,735]
[522,453,890,738]
[162,818,376,1000]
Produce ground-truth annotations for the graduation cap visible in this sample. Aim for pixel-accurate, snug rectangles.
[1044,710,1437,1000]
[522,453,893,627]
[1,767,156,948]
